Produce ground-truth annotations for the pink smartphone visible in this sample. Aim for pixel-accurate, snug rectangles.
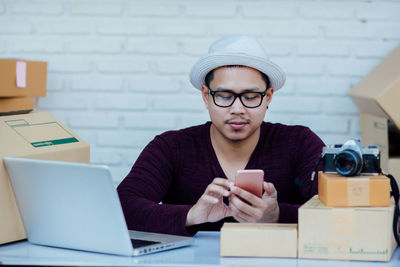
[234,169,264,198]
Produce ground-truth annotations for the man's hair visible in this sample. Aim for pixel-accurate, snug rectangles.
[204,65,270,89]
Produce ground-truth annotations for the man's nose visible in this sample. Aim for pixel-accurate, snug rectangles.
[229,97,245,114]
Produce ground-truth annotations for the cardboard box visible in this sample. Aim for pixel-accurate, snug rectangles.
[388,158,400,185]
[318,171,390,207]
[298,196,397,261]
[360,113,400,185]
[220,223,297,258]
[0,97,34,115]
[348,46,400,130]
[348,46,400,185]
[0,112,90,245]
[0,59,47,97]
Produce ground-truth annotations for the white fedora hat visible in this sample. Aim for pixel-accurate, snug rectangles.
[190,35,286,91]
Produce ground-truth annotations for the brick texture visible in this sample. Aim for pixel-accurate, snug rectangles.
[1,0,399,184]
[0,2,4,14]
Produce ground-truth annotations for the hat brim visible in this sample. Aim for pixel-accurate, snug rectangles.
[190,53,286,90]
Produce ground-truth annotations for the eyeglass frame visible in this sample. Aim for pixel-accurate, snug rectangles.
[207,88,268,108]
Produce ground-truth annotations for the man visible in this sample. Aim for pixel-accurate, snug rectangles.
[117,35,324,236]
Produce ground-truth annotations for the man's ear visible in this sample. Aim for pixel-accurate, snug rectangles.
[201,85,210,109]
[266,87,274,106]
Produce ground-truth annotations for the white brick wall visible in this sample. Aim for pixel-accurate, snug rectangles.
[1,0,400,186]
[11,2,63,15]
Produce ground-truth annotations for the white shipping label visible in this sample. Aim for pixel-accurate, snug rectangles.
[16,61,27,88]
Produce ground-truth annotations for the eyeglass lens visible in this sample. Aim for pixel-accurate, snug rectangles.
[212,91,264,108]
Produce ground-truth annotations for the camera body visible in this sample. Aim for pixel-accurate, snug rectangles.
[322,139,380,176]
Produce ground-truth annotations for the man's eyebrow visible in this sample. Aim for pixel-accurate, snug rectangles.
[215,87,261,92]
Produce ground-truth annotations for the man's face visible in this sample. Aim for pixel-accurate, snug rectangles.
[201,66,273,143]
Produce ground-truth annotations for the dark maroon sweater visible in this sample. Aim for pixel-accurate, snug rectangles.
[117,121,324,236]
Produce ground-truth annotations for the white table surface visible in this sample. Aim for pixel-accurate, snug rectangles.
[0,232,399,266]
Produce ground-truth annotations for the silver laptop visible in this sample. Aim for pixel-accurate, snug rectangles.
[3,157,193,256]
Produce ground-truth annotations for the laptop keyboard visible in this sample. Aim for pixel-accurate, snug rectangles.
[131,238,161,248]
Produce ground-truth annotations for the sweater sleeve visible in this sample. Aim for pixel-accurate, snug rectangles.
[278,127,325,223]
[117,134,194,236]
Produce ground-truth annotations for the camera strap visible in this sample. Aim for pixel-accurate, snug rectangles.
[310,154,323,182]
[381,171,400,247]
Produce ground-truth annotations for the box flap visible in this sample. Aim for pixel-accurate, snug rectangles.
[349,95,388,118]
[348,46,400,128]
[301,195,394,212]
[377,77,400,130]
[0,112,88,157]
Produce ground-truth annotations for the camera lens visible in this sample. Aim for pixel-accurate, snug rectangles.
[334,150,362,176]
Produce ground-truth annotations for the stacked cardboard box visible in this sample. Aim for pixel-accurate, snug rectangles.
[221,195,396,261]
[0,59,47,115]
[298,169,396,261]
[298,195,397,262]
[348,46,400,183]
[318,171,391,207]
[0,112,90,245]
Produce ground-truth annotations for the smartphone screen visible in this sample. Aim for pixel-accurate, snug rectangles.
[234,169,264,198]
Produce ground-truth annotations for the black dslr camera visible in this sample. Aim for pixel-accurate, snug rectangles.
[322,139,380,176]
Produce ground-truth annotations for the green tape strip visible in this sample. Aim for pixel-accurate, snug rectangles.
[31,137,79,147]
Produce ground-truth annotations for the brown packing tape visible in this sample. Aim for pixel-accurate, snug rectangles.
[347,178,370,206]
[332,210,356,236]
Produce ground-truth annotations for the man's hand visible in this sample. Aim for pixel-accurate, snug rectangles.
[186,178,232,227]
[229,182,279,223]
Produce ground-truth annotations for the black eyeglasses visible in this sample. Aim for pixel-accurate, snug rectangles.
[208,88,267,108]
